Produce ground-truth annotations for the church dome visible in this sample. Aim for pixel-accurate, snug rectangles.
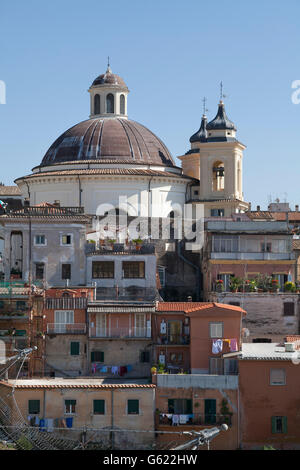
[91,71,128,88]
[40,118,175,167]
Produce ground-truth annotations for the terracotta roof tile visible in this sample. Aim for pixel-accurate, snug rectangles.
[156,301,246,314]
[0,185,21,196]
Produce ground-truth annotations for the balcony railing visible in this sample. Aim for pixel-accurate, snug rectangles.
[157,335,190,345]
[45,297,88,310]
[7,206,84,216]
[85,242,155,255]
[89,326,151,339]
[159,413,232,426]
[47,323,87,334]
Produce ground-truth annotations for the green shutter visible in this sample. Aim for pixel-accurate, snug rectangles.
[70,342,80,356]
[28,400,40,414]
[128,400,139,414]
[91,351,104,362]
[282,416,287,434]
[186,399,193,414]
[271,416,276,433]
[168,399,175,413]
[93,400,105,414]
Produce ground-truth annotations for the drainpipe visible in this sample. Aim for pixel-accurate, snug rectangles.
[110,389,114,449]
[77,175,82,207]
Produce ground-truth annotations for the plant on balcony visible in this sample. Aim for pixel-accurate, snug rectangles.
[229,277,241,293]
[284,281,295,292]
[215,279,224,292]
[271,279,280,293]
[132,238,143,251]
[220,399,233,426]
[255,274,272,292]
[242,279,257,292]
[151,366,157,375]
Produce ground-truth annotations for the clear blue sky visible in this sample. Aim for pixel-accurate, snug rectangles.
[1,0,300,209]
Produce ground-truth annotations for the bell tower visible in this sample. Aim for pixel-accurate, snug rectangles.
[178,98,249,217]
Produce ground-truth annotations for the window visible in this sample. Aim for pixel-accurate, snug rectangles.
[140,351,150,363]
[91,351,104,362]
[261,242,272,252]
[54,310,74,325]
[35,263,44,280]
[65,400,76,415]
[61,234,72,245]
[120,94,125,114]
[213,236,238,252]
[168,399,192,414]
[16,301,26,311]
[167,321,182,344]
[94,94,100,114]
[28,400,40,415]
[127,399,139,415]
[272,416,287,433]
[106,93,114,113]
[0,301,4,309]
[158,266,166,288]
[92,261,114,279]
[34,235,46,245]
[93,400,105,415]
[270,368,286,385]
[122,261,145,278]
[210,357,224,374]
[283,302,295,316]
[70,342,80,356]
[62,264,71,280]
[210,322,223,338]
[212,162,225,191]
[211,208,225,217]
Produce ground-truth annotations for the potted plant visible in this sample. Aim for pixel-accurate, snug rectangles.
[132,238,143,250]
[215,279,224,293]
[229,277,241,293]
[108,239,116,249]
[284,281,295,292]
[255,274,272,293]
[10,267,22,280]
[151,366,157,375]
[271,279,279,293]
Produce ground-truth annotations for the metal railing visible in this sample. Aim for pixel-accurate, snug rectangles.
[45,297,88,310]
[47,323,87,334]
[7,206,84,216]
[159,413,232,426]
[89,326,151,339]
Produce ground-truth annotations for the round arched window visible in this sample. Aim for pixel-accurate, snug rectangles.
[94,94,100,114]
[120,94,125,114]
[106,94,114,113]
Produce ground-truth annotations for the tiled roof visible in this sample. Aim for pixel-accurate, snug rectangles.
[246,211,275,220]
[271,212,300,222]
[240,343,300,360]
[156,301,246,314]
[0,378,155,389]
[16,168,187,181]
[0,185,21,196]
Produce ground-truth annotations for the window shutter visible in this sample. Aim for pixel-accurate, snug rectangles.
[28,400,40,414]
[140,351,150,363]
[91,351,104,362]
[93,400,105,414]
[271,416,277,433]
[70,342,80,356]
[168,399,175,413]
[186,399,193,414]
[283,303,295,316]
[128,400,139,414]
[282,416,287,434]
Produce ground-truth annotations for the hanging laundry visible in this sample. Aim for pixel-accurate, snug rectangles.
[230,338,238,352]
[172,414,179,426]
[111,366,118,375]
[212,339,223,354]
[126,365,132,372]
[47,418,54,433]
[91,363,97,374]
[66,417,73,428]
[100,366,108,373]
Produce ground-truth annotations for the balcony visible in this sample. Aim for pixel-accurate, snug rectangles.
[45,297,88,310]
[156,374,238,390]
[89,326,151,339]
[156,335,190,346]
[85,242,155,255]
[94,286,156,302]
[47,323,87,334]
[7,206,84,216]
[159,413,232,427]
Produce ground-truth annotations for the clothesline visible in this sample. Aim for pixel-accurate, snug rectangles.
[91,364,133,376]
[212,338,238,354]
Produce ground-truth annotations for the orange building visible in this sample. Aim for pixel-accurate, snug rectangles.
[239,337,300,449]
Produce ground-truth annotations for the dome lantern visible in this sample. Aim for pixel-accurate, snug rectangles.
[88,61,129,119]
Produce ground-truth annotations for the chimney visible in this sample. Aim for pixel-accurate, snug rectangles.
[257,205,260,211]
[295,205,299,212]
[53,200,60,207]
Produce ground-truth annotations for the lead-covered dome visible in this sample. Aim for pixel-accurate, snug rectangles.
[40,118,175,167]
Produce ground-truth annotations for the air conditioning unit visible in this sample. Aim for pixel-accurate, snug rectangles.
[285,342,295,352]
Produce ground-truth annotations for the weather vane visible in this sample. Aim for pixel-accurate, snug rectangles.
[220,81,227,101]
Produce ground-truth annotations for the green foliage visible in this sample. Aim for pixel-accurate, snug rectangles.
[16,434,33,450]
